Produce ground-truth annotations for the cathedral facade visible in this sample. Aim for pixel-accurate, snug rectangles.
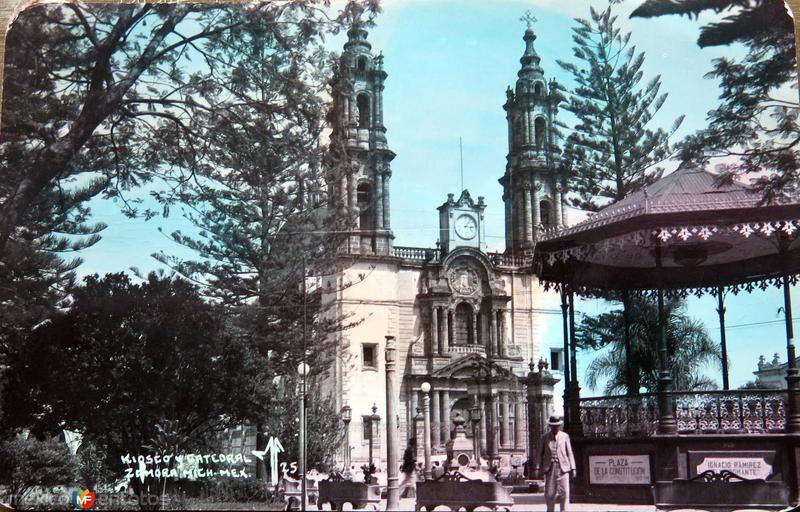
[321,21,566,472]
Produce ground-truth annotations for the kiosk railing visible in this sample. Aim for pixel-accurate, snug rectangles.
[579,390,787,437]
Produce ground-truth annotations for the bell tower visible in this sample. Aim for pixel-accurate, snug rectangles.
[328,22,395,255]
[500,13,565,254]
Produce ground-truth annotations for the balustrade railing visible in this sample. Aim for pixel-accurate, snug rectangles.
[393,246,439,263]
[579,390,787,438]
[390,248,532,267]
[448,345,486,355]
[487,252,531,268]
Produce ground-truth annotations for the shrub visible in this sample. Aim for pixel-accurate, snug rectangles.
[0,435,78,509]
[204,477,269,503]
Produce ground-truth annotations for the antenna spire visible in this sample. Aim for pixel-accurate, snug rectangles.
[459,137,464,192]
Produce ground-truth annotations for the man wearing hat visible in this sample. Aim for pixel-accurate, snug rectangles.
[537,415,576,512]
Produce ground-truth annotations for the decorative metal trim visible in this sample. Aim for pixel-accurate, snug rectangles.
[689,470,755,483]
[541,273,800,299]
[433,470,477,482]
[579,390,787,438]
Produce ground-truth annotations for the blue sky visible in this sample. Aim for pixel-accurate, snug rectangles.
[72,0,796,390]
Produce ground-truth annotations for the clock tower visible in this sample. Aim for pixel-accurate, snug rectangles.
[438,190,486,254]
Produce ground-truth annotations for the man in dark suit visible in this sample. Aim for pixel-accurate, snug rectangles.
[537,415,576,512]
[399,438,417,498]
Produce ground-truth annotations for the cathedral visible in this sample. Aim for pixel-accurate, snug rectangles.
[321,18,567,472]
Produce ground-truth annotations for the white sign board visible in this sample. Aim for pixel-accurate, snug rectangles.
[696,457,772,480]
[589,455,651,485]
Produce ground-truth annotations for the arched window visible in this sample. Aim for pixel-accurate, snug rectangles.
[534,117,546,148]
[357,182,373,230]
[540,199,552,227]
[454,303,474,345]
[357,94,370,129]
[534,82,544,97]
[357,56,367,71]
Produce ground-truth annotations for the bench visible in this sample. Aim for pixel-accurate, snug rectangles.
[317,479,381,510]
[652,470,789,512]
[416,471,514,512]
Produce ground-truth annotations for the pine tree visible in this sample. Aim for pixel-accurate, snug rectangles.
[0,1,369,344]
[558,6,684,211]
[631,0,797,201]
[0,3,238,357]
[149,2,378,476]
[1,0,379,478]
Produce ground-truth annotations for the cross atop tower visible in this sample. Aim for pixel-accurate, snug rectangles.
[520,10,537,29]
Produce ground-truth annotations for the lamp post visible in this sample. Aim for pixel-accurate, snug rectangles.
[297,361,310,512]
[341,405,352,470]
[414,407,424,461]
[367,403,379,480]
[421,382,432,479]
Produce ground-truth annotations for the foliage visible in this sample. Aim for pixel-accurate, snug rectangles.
[147,1,377,477]
[1,1,376,487]
[149,0,365,374]
[738,380,762,390]
[253,381,345,471]
[0,435,78,509]
[631,0,797,200]
[577,294,721,394]
[0,3,217,357]
[557,6,684,211]
[0,0,376,377]
[1,272,260,508]
[203,477,270,503]
[0,1,347,248]
[77,440,114,491]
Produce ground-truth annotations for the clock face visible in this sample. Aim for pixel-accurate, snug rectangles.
[455,214,477,240]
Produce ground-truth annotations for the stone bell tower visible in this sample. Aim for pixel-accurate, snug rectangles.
[500,13,565,254]
[328,22,396,255]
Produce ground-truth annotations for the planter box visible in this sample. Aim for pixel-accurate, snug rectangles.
[317,480,381,510]
[416,473,513,512]
[280,477,318,510]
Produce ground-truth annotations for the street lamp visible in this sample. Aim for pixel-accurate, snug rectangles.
[414,407,424,461]
[421,382,432,479]
[367,403,379,481]
[297,361,310,512]
[341,405,352,470]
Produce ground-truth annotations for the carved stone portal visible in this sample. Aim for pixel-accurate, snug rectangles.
[448,262,481,296]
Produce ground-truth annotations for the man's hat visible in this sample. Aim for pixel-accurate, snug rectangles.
[547,415,564,426]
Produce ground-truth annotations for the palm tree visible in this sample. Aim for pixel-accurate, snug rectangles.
[577,295,721,395]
